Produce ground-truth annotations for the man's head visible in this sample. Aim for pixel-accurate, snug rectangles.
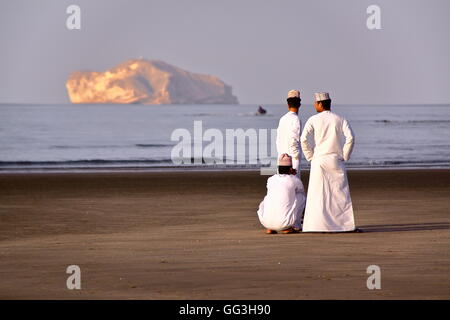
[287,90,301,111]
[278,153,296,175]
[314,92,331,113]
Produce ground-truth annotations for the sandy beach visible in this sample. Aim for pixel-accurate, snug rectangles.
[0,169,449,299]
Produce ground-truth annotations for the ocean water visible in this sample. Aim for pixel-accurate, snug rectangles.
[0,103,449,172]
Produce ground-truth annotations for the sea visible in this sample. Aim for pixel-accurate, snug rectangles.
[1,103,449,172]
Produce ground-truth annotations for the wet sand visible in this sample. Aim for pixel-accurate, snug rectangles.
[0,169,449,299]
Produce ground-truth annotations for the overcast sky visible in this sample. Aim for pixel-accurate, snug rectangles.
[0,0,449,104]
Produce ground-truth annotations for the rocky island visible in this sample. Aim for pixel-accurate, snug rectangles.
[66,59,238,104]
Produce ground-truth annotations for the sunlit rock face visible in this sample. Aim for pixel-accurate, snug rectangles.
[66,59,238,104]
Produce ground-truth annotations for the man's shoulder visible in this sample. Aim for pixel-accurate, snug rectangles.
[285,174,302,187]
[278,112,289,123]
[305,113,321,124]
[284,112,300,124]
[312,111,346,123]
[280,111,298,119]
[278,112,299,128]
[330,111,343,118]
[271,174,299,182]
[329,111,350,124]
[288,174,301,181]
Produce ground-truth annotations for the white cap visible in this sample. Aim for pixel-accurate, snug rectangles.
[314,92,330,101]
[287,90,300,99]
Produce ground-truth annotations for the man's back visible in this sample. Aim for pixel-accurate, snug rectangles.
[257,174,305,231]
[276,111,301,169]
[265,174,302,207]
[300,93,356,232]
[301,111,354,161]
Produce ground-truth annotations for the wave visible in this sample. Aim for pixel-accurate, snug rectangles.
[183,113,216,117]
[183,112,274,117]
[0,159,174,166]
[374,120,450,124]
[135,143,175,148]
[237,112,274,117]
[1,158,449,170]
[51,145,122,149]
[344,159,450,167]
[0,157,237,167]
[51,143,174,149]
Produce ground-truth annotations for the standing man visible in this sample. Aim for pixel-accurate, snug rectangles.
[276,90,302,176]
[300,92,356,232]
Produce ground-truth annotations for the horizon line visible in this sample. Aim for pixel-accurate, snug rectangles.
[0,102,449,107]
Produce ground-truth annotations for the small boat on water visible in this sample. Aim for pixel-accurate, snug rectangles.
[256,105,267,115]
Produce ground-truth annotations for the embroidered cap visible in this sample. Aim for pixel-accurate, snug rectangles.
[314,92,331,101]
[278,153,292,166]
[287,90,300,99]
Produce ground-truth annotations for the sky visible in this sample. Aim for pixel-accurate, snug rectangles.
[0,0,449,105]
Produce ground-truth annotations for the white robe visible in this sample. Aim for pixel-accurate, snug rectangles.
[257,174,306,231]
[300,111,355,232]
[276,111,301,174]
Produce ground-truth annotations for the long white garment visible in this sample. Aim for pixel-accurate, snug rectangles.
[257,174,306,231]
[276,111,301,173]
[300,111,355,232]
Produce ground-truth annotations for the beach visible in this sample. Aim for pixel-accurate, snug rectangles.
[0,169,449,299]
